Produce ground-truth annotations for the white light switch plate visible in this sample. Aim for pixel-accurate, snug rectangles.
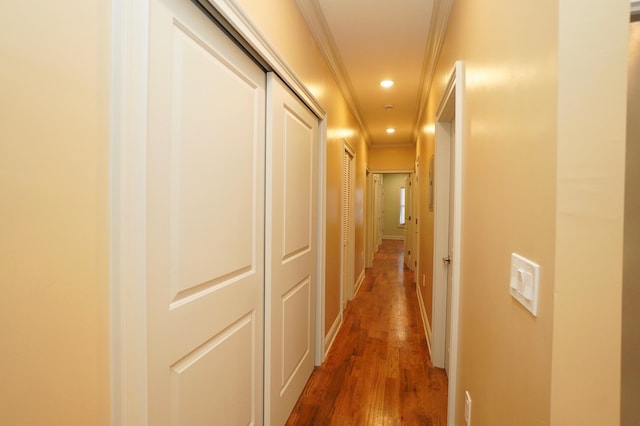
[510,253,540,316]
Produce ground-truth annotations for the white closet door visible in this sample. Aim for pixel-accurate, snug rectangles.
[342,148,354,307]
[146,0,266,423]
[265,73,318,425]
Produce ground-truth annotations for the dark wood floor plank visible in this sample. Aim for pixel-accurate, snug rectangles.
[285,239,448,425]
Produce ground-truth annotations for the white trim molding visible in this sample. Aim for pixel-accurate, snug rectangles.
[296,0,454,148]
[110,0,150,424]
[315,118,328,365]
[353,269,366,297]
[416,283,433,357]
[200,0,325,120]
[324,312,342,359]
[295,0,370,144]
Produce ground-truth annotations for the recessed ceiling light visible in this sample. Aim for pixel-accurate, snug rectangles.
[380,80,394,88]
[384,104,394,110]
[386,128,396,134]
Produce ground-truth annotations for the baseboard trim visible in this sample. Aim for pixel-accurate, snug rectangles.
[416,284,432,357]
[324,312,342,358]
[382,235,404,240]
[353,269,365,297]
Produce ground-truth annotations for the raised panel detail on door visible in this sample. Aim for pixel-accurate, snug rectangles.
[283,114,312,259]
[147,0,265,424]
[281,277,311,387]
[169,23,256,304]
[266,73,318,425]
[170,313,255,425]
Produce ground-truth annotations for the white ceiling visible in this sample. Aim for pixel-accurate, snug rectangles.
[297,0,453,148]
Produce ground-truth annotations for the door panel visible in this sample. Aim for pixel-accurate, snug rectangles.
[266,73,318,425]
[283,116,312,256]
[282,278,311,382]
[342,149,354,308]
[147,0,266,424]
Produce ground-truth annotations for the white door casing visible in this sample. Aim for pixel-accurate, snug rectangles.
[365,169,375,268]
[375,174,384,250]
[403,173,413,270]
[146,0,266,423]
[432,61,465,426]
[265,73,318,426]
[445,116,456,373]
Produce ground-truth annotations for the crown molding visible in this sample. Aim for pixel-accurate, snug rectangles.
[200,0,326,119]
[412,0,455,145]
[296,0,371,145]
[298,0,453,148]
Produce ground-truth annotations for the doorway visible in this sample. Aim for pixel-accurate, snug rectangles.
[365,171,413,265]
[432,61,465,425]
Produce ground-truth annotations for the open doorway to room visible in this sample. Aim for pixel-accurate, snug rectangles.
[431,61,465,425]
[366,171,415,270]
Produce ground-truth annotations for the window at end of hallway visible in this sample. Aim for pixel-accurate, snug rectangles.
[399,186,406,226]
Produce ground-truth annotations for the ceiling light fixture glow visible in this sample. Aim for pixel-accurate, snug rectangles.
[386,128,396,134]
[380,80,394,88]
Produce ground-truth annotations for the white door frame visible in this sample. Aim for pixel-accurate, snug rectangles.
[370,170,413,244]
[403,173,413,270]
[364,168,374,268]
[432,61,465,426]
[411,165,420,285]
[110,0,327,423]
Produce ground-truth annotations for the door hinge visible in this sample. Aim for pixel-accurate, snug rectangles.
[414,260,417,267]
[415,218,418,225]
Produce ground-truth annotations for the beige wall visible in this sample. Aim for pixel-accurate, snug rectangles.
[382,174,408,238]
[416,139,435,325]
[235,0,369,334]
[417,0,558,423]
[1,0,629,423]
[368,145,415,170]
[416,0,628,424]
[622,18,640,426]
[353,135,369,285]
[551,1,627,424]
[0,1,110,424]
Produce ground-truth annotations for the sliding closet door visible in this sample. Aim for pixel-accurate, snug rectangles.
[266,73,318,425]
[146,0,266,424]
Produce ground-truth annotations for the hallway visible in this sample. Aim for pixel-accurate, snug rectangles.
[286,239,448,425]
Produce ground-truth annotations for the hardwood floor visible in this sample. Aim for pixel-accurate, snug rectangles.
[286,239,448,425]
